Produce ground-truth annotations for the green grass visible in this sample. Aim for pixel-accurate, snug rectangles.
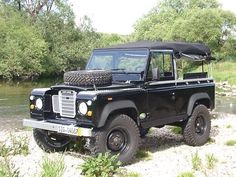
[191,60,236,85]
[212,61,236,85]
[177,171,195,177]
[206,154,218,170]
[135,150,152,161]
[69,138,86,153]
[170,126,182,134]
[207,138,216,144]
[0,135,29,157]
[0,142,11,157]
[191,152,202,171]
[41,155,65,177]
[225,140,236,146]
[226,124,232,129]
[117,171,141,177]
[0,157,19,177]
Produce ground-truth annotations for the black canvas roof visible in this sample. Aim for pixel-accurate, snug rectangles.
[98,41,211,59]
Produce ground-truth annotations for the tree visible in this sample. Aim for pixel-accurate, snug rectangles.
[133,0,236,55]
[0,7,47,79]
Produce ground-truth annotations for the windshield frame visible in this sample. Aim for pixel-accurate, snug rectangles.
[86,48,149,81]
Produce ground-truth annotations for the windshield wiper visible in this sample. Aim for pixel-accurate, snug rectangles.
[111,68,126,71]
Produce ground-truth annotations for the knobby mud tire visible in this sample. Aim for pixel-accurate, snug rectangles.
[64,70,112,86]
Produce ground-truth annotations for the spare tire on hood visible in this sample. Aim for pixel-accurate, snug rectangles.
[64,70,112,86]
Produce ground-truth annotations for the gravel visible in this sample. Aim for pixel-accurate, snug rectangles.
[1,114,236,177]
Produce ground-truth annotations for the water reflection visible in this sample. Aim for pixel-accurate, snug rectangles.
[215,96,236,115]
[0,79,62,130]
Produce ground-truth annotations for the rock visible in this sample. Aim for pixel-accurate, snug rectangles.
[1,115,236,177]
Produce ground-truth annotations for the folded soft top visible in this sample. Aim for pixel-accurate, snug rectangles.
[98,41,212,59]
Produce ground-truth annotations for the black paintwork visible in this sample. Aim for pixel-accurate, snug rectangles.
[29,46,215,130]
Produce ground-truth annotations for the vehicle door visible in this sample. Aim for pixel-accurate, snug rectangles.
[145,51,177,126]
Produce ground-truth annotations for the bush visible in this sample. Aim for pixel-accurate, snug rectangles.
[80,153,121,177]
[41,155,65,177]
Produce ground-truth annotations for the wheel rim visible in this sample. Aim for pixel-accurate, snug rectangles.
[195,115,206,135]
[107,128,128,152]
[46,131,71,148]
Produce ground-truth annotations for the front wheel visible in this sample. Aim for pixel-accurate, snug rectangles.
[33,129,71,152]
[90,114,140,164]
[183,105,211,146]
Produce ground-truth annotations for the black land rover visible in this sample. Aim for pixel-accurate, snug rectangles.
[23,41,215,164]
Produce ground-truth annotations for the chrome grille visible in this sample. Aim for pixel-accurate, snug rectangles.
[58,90,76,118]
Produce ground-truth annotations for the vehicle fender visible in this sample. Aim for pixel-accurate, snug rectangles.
[31,88,51,96]
[187,93,210,116]
[98,100,138,127]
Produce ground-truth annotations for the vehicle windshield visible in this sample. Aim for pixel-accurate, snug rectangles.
[86,49,148,73]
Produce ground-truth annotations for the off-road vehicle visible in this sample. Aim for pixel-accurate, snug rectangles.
[23,41,215,164]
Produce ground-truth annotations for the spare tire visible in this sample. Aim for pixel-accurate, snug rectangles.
[64,70,112,86]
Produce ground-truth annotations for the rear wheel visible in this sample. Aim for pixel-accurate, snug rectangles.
[90,114,140,164]
[33,129,71,152]
[183,105,211,146]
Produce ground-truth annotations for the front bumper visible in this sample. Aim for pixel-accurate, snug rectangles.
[23,119,92,137]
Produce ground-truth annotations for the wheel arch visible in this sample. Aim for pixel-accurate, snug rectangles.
[187,93,211,116]
[97,100,139,128]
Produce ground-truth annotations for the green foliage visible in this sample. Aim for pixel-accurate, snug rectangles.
[212,60,236,85]
[0,1,127,81]
[177,171,195,177]
[206,153,218,169]
[0,142,11,157]
[225,140,236,146]
[135,150,152,161]
[117,170,141,177]
[0,157,19,177]
[41,155,65,177]
[207,138,215,144]
[226,124,232,129]
[80,153,121,177]
[133,0,236,58]
[170,126,182,134]
[69,138,86,153]
[0,135,29,157]
[0,7,47,80]
[191,152,202,171]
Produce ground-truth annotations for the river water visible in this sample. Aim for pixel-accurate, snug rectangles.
[0,81,235,130]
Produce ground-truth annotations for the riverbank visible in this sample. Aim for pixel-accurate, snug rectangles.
[1,114,236,177]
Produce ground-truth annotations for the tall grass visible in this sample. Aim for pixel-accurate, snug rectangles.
[206,154,218,169]
[191,152,202,171]
[41,155,65,177]
[0,135,29,157]
[0,157,19,177]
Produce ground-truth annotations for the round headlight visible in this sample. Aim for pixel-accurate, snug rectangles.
[35,98,43,109]
[29,95,35,101]
[78,102,88,115]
